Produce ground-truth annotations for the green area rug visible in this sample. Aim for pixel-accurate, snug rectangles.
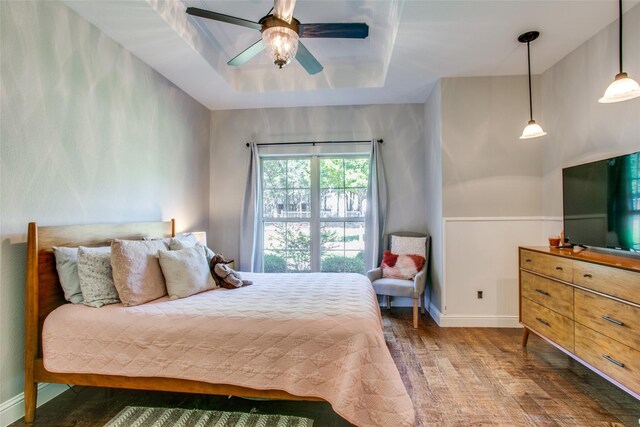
[105,406,314,427]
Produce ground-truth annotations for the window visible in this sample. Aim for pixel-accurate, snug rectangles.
[261,156,369,273]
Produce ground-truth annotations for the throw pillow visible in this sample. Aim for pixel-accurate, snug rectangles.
[111,239,169,306]
[381,250,426,280]
[170,233,215,262]
[390,235,427,257]
[52,246,83,304]
[158,245,217,300]
[169,233,198,250]
[77,246,120,308]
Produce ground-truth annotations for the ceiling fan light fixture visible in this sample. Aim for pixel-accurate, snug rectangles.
[262,26,299,68]
[599,72,640,103]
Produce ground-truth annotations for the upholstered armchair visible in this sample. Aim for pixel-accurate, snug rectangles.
[367,232,430,328]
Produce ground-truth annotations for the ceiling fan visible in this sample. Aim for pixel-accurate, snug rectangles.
[186,0,369,75]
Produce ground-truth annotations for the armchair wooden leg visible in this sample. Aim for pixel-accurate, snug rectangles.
[419,293,425,315]
[412,298,418,328]
[386,295,391,310]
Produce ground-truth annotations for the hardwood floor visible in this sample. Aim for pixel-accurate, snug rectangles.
[12,308,640,426]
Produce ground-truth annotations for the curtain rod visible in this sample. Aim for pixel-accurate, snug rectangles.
[245,139,383,147]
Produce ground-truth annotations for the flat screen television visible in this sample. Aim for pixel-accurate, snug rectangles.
[562,151,640,253]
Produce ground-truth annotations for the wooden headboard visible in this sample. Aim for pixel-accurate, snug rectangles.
[25,219,175,360]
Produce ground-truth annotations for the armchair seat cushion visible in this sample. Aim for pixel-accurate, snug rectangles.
[371,277,415,298]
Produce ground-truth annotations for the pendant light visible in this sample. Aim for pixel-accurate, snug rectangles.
[599,0,640,103]
[519,31,546,139]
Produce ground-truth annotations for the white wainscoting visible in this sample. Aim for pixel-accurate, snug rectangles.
[0,383,68,427]
[432,216,562,328]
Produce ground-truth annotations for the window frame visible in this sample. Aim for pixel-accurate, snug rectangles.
[260,154,369,272]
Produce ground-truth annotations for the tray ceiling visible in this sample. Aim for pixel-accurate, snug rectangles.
[63,0,639,110]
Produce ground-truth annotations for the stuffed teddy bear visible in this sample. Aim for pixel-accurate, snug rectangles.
[209,254,252,289]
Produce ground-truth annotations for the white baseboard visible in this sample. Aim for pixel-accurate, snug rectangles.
[428,302,521,328]
[0,383,68,427]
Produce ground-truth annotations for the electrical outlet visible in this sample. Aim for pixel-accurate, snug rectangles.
[477,290,483,299]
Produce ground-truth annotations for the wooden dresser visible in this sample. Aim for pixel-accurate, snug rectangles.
[519,246,640,399]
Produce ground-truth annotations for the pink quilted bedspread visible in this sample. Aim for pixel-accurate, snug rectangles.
[43,273,415,426]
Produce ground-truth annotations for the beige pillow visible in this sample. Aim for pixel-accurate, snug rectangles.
[158,246,217,300]
[111,239,169,306]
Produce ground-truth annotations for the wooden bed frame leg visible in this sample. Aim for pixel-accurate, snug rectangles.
[24,381,37,423]
[412,299,419,329]
[521,327,530,347]
[25,222,39,424]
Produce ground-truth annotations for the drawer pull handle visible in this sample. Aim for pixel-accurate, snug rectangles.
[535,317,549,326]
[602,315,624,326]
[602,354,625,368]
[535,289,550,296]
[525,259,532,263]
[555,266,563,271]
[583,273,593,278]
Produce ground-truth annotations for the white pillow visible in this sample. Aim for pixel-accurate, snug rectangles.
[390,235,427,257]
[169,234,199,250]
[77,246,119,308]
[170,233,215,262]
[158,245,216,300]
[52,246,83,304]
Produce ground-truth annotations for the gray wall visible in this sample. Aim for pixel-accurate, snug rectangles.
[209,104,427,265]
[423,82,444,312]
[441,76,544,217]
[541,3,640,217]
[424,76,545,323]
[0,0,210,407]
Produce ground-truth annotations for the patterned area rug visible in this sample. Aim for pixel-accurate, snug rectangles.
[105,406,314,427]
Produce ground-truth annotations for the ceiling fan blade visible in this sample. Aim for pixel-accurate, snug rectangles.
[295,42,323,75]
[228,39,266,66]
[299,23,369,39]
[274,0,296,23]
[186,7,262,31]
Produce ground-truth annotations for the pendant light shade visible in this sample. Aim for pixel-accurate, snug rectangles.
[599,0,640,103]
[600,72,640,103]
[520,120,547,139]
[518,31,546,140]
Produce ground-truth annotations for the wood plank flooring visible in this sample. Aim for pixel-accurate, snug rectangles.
[12,308,640,426]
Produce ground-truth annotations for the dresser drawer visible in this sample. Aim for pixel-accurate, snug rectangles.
[575,324,640,394]
[521,298,574,352]
[520,249,573,282]
[574,260,640,305]
[575,289,640,350]
[521,271,573,319]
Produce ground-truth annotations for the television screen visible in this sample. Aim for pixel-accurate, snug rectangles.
[563,151,640,252]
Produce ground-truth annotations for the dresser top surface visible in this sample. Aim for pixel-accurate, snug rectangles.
[520,246,640,273]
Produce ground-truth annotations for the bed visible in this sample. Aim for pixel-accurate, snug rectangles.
[24,220,415,426]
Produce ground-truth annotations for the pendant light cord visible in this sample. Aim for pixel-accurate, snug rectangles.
[527,41,533,122]
[618,0,623,74]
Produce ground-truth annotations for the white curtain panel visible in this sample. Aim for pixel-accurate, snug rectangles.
[364,140,388,270]
[239,142,262,272]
